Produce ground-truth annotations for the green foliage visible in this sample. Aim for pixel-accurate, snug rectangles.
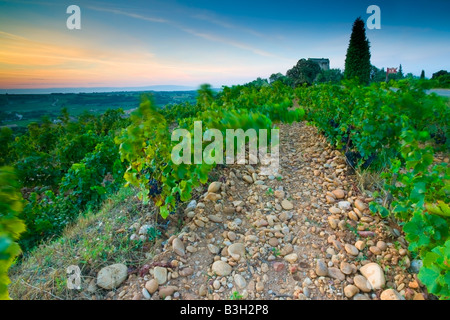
[383,130,448,220]
[420,70,426,79]
[431,70,450,88]
[1,91,196,129]
[316,69,343,84]
[286,58,321,86]
[0,167,26,300]
[116,96,175,216]
[398,64,404,79]
[147,226,162,242]
[404,212,448,255]
[377,129,449,300]
[432,70,448,80]
[230,291,243,300]
[297,80,449,170]
[60,138,124,210]
[161,102,201,124]
[344,17,372,85]
[14,153,60,187]
[370,64,405,83]
[269,73,292,86]
[244,77,270,88]
[19,191,77,250]
[118,100,270,218]
[0,127,14,166]
[1,80,305,287]
[272,247,281,257]
[388,131,450,299]
[196,84,215,109]
[2,107,127,251]
[419,239,450,299]
[298,79,449,299]
[118,83,304,219]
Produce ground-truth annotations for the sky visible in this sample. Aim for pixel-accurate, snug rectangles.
[0,0,449,90]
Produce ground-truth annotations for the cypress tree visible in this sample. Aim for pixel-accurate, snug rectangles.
[420,70,425,79]
[344,17,371,85]
[398,64,404,79]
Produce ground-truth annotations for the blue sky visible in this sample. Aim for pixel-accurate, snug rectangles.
[0,0,449,89]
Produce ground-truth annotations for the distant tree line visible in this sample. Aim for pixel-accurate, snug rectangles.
[249,16,448,89]
[267,61,344,87]
[431,70,450,88]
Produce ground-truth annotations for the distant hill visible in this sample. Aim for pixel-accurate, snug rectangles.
[0,85,198,94]
[0,90,199,128]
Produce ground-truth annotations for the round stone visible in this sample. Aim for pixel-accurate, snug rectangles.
[376,241,387,251]
[329,207,341,214]
[354,199,367,211]
[145,279,159,294]
[328,267,345,281]
[338,201,351,211]
[354,275,372,293]
[208,244,219,254]
[172,238,185,256]
[369,246,382,255]
[274,190,285,199]
[355,240,365,251]
[284,253,298,263]
[340,261,353,275]
[332,189,345,199]
[208,181,222,193]
[228,243,245,258]
[344,285,360,298]
[97,264,128,290]
[153,267,168,285]
[380,289,403,300]
[345,244,359,256]
[142,288,151,299]
[159,286,177,298]
[234,274,247,289]
[212,261,232,276]
[316,259,328,276]
[359,263,385,290]
[179,267,194,277]
[281,199,294,210]
[269,237,279,246]
[243,175,253,184]
[227,231,237,241]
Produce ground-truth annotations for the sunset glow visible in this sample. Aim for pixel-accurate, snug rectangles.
[1,0,449,90]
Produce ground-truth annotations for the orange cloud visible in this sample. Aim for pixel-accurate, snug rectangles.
[0,31,183,88]
[0,28,284,89]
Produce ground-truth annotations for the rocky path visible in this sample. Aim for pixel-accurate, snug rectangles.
[104,121,426,300]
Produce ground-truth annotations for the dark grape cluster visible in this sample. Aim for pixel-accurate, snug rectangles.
[431,132,447,145]
[148,178,162,196]
[345,150,377,169]
[345,150,360,168]
[341,135,354,149]
[361,153,377,170]
[169,193,182,215]
[329,119,339,129]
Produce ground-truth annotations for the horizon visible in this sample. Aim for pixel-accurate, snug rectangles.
[0,84,201,94]
[1,0,449,90]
